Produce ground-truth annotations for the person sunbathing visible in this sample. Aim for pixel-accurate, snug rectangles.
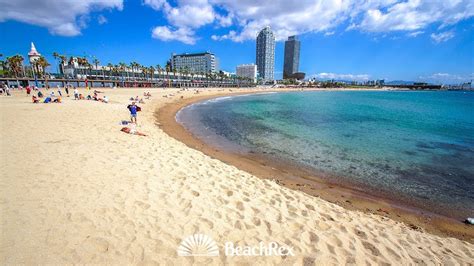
[43,97,52,103]
[120,126,147,136]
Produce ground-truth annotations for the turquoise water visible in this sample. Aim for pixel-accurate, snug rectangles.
[177,91,474,219]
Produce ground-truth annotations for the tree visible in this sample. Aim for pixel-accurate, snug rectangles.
[6,55,24,86]
[118,62,127,83]
[6,55,24,78]
[149,65,155,81]
[156,64,162,79]
[107,63,113,78]
[93,58,100,78]
[52,52,60,74]
[36,55,50,87]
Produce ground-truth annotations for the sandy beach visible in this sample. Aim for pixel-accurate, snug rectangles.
[1,87,473,264]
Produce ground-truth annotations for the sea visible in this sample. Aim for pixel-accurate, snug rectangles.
[177,90,474,219]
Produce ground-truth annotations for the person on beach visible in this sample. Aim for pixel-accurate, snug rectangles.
[32,95,39,103]
[74,88,79,100]
[65,85,69,97]
[37,90,43,98]
[57,85,62,97]
[26,86,31,95]
[4,84,11,96]
[127,102,140,123]
[120,126,147,136]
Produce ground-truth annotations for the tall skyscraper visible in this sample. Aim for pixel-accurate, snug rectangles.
[283,35,300,79]
[256,26,275,81]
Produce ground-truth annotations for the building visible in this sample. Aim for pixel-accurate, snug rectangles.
[236,64,257,83]
[28,42,42,72]
[283,36,300,79]
[256,26,275,81]
[171,52,218,73]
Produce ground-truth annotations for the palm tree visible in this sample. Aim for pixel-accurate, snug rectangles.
[156,64,162,79]
[6,54,24,85]
[93,58,100,78]
[36,55,50,87]
[107,63,113,79]
[149,65,155,82]
[165,64,171,87]
[140,66,146,81]
[82,57,90,77]
[118,62,127,84]
[52,52,60,74]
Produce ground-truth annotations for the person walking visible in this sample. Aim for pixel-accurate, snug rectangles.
[57,85,62,97]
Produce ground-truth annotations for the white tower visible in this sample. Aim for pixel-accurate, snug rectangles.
[28,42,41,64]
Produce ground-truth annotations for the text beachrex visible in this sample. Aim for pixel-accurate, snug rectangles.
[177,234,295,257]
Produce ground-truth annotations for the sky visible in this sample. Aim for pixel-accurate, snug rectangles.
[0,0,473,84]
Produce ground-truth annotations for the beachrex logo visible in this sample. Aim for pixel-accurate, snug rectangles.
[177,234,220,256]
[177,234,295,257]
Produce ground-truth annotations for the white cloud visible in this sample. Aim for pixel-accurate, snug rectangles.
[145,0,473,43]
[215,0,474,42]
[430,31,455,43]
[407,31,424,37]
[145,0,216,44]
[312,73,371,81]
[0,0,123,36]
[97,15,108,25]
[356,0,474,33]
[152,26,197,44]
[419,73,473,84]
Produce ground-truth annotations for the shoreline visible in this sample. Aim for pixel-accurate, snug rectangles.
[155,88,474,242]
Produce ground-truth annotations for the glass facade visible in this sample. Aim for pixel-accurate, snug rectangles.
[283,35,300,79]
[256,27,275,81]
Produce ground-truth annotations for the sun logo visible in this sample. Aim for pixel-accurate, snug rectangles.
[177,234,220,257]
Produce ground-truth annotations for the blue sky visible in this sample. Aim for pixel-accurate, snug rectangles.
[0,0,473,83]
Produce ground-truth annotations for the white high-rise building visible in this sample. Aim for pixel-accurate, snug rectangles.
[256,26,275,81]
[236,64,257,83]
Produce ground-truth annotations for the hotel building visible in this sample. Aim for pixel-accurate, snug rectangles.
[171,52,218,73]
[236,64,257,83]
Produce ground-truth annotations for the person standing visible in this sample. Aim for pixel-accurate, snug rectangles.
[4,84,11,96]
[65,85,69,97]
[127,102,140,123]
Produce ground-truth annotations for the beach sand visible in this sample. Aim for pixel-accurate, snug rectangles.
[1,87,473,264]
